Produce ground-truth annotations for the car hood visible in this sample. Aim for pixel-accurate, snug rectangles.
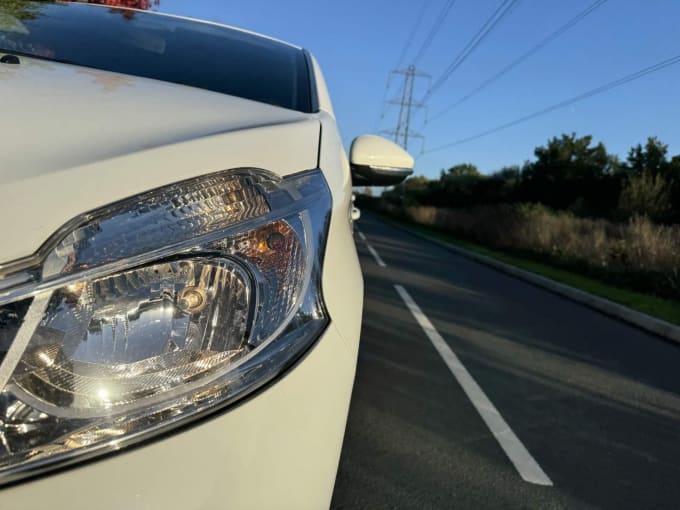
[0,56,320,263]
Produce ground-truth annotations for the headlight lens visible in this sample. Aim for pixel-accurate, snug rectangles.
[0,168,331,484]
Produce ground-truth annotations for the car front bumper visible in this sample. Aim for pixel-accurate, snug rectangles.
[1,319,358,510]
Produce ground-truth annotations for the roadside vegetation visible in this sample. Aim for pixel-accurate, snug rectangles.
[357,134,680,312]
[379,215,680,327]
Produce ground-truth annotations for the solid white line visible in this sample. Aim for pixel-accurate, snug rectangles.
[394,284,553,486]
[365,242,387,268]
[358,231,367,241]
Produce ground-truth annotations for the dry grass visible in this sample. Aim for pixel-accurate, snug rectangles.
[380,202,680,298]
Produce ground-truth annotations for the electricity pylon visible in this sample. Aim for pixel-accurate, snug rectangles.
[379,65,429,153]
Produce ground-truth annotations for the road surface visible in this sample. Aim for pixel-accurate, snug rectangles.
[331,213,680,509]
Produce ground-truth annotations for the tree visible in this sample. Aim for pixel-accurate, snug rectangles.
[402,176,429,191]
[621,138,678,223]
[383,133,680,224]
[526,133,610,182]
[429,164,482,208]
[671,155,680,175]
[519,133,617,215]
[618,172,672,222]
[482,166,520,204]
[442,163,480,178]
[625,137,669,177]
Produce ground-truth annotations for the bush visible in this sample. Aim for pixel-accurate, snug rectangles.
[369,201,680,299]
[618,172,673,222]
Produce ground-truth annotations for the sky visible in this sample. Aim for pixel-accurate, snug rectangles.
[155,0,679,178]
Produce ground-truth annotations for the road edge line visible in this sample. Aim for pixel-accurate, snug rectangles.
[356,228,387,267]
[365,242,387,267]
[378,215,680,345]
[394,284,553,486]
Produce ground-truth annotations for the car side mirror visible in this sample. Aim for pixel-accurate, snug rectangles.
[350,135,414,186]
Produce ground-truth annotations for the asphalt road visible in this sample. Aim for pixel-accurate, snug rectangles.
[330,213,680,510]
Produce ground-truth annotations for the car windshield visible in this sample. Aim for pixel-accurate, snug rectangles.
[0,1,313,112]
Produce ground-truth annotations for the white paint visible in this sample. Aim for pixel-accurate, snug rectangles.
[309,54,335,118]
[0,55,319,263]
[356,229,385,267]
[0,25,361,509]
[365,242,387,268]
[349,134,415,170]
[394,284,553,486]
[1,319,359,510]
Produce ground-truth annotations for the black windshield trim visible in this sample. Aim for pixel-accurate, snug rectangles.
[303,49,320,114]
[0,2,315,113]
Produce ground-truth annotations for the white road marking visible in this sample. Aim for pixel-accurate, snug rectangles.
[394,284,553,486]
[356,229,386,267]
[365,242,387,268]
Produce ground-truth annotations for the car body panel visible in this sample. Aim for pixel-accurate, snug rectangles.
[309,54,335,119]
[0,11,361,509]
[0,322,356,510]
[317,112,363,356]
[0,57,320,263]
[0,55,313,181]
[0,109,363,506]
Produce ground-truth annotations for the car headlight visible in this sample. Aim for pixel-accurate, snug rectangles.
[0,168,331,485]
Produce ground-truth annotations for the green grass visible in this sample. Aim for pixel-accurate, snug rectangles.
[379,213,680,327]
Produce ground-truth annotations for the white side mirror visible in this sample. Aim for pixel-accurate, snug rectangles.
[350,135,414,186]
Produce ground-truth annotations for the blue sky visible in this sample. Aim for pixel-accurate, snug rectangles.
[157,0,680,178]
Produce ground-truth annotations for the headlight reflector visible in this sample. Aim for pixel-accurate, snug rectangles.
[15,257,252,416]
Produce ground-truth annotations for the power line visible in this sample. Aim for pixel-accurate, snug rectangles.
[395,0,430,69]
[376,1,430,131]
[428,0,607,123]
[376,0,451,132]
[425,53,680,154]
[425,0,519,102]
[412,0,458,66]
[374,73,397,131]
[425,0,519,101]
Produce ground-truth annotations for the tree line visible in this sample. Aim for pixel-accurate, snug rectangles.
[384,134,680,224]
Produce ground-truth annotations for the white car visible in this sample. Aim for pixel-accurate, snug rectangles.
[0,2,412,509]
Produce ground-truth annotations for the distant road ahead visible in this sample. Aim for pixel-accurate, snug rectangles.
[331,213,680,510]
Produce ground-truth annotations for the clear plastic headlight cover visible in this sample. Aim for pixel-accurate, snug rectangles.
[0,168,331,484]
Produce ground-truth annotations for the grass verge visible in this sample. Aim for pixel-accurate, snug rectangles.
[376,213,680,327]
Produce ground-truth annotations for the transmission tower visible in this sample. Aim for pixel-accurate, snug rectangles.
[380,65,430,153]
